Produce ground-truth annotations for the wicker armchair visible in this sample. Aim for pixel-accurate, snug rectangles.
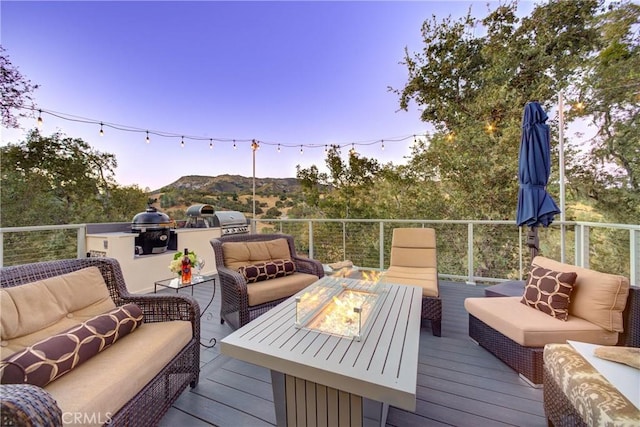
[210,233,324,330]
[0,258,200,427]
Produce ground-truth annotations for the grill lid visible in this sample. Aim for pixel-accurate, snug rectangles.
[212,211,247,227]
[131,206,172,231]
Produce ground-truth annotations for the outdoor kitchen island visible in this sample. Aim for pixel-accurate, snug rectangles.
[220,276,422,427]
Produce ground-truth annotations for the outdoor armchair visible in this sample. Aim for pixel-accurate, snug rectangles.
[210,233,324,330]
[382,227,442,336]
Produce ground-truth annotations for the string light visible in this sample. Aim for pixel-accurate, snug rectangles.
[21,106,429,154]
[574,101,585,111]
[299,145,303,155]
[209,139,213,149]
[381,140,385,151]
[349,143,356,156]
[446,133,454,142]
[251,139,259,151]
[485,123,496,133]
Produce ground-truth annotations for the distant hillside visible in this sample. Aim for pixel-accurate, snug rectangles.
[155,174,301,195]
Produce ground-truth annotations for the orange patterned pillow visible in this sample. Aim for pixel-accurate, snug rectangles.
[521,266,577,321]
[0,303,143,387]
[238,259,296,283]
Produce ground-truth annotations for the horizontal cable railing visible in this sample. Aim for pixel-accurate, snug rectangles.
[1,220,638,286]
[253,219,639,286]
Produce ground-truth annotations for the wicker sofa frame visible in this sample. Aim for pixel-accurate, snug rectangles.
[469,286,640,386]
[210,233,324,330]
[0,258,200,427]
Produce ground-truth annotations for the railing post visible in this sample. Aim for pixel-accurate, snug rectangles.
[308,221,314,259]
[518,226,523,281]
[631,229,639,286]
[574,225,590,268]
[575,224,582,267]
[467,223,475,285]
[77,226,86,259]
[379,221,384,270]
[342,222,346,261]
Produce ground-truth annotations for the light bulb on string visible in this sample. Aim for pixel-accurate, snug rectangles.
[446,132,454,142]
[381,140,385,151]
[37,110,43,127]
[277,144,281,153]
[485,123,496,134]
[99,122,104,136]
[349,143,356,156]
[145,131,150,144]
[181,136,185,147]
[324,145,328,154]
[233,140,237,150]
[299,145,303,155]
[209,139,213,150]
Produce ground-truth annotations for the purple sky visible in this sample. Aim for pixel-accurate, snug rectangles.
[1,1,536,190]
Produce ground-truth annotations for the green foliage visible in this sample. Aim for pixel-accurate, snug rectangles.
[0,46,39,128]
[1,129,148,227]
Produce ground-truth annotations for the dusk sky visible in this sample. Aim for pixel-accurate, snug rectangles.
[1,1,537,190]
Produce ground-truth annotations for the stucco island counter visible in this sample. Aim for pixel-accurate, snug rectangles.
[220,276,422,427]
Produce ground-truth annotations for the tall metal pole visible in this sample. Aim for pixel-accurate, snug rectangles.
[558,93,566,263]
[251,140,259,226]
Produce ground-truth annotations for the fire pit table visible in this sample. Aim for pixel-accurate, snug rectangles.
[220,275,422,427]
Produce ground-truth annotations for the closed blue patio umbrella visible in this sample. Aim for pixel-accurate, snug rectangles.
[516,101,561,258]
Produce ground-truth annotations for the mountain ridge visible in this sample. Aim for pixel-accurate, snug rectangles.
[154,174,301,195]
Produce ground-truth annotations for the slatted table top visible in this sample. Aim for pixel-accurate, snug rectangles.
[220,276,422,411]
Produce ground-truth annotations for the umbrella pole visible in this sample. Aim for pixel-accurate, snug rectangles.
[526,226,540,260]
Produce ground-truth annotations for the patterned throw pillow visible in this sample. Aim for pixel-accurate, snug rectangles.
[521,266,577,321]
[0,303,144,387]
[238,259,296,283]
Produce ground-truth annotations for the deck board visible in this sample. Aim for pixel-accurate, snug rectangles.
[158,279,545,427]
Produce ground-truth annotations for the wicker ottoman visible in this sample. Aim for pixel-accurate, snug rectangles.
[543,343,640,426]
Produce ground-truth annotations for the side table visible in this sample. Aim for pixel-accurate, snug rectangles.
[154,275,217,348]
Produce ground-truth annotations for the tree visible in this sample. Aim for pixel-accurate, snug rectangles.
[569,2,640,223]
[1,129,147,227]
[0,46,39,128]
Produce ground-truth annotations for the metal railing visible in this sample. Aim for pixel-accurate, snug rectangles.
[252,218,640,285]
[1,219,638,286]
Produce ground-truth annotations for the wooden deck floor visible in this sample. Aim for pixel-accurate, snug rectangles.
[158,279,546,427]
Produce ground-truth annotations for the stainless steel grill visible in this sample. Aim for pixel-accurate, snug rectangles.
[213,211,249,235]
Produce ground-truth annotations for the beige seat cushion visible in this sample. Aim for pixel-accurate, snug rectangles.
[1,267,116,358]
[382,267,439,297]
[222,238,292,270]
[387,228,439,297]
[44,320,192,427]
[532,257,629,332]
[247,273,318,306]
[465,297,618,347]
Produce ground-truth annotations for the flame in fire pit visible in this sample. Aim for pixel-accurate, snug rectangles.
[305,289,377,337]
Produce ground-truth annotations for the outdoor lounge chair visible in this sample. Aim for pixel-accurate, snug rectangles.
[210,233,324,329]
[382,227,442,336]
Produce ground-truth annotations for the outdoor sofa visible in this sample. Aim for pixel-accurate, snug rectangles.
[0,258,200,426]
[464,256,638,386]
[210,233,324,329]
